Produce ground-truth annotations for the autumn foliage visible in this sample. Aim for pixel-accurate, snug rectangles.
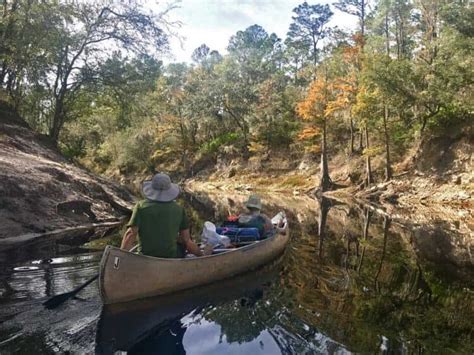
[296,77,331,121]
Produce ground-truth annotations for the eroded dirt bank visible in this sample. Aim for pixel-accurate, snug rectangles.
[0,103,134,245]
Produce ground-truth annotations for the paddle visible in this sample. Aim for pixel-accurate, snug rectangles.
[43,245,139,309]
[43,274,99,309]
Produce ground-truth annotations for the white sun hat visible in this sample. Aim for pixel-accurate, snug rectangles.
[142,173,180,202]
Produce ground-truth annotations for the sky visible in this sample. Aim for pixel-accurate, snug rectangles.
[154,0,357,63]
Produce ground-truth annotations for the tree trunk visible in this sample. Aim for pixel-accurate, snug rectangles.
[312,37,318,66]
[320,118,332,192]
[365,124,372,187]
[349,115,355,154]
[384,12,390,56]
[294,57,299,84]
[363,208,371,240]
[0,62,7,85]
[49,98,65,144]
[358,127,363,151]
[383,104,392,181]
[360,0,365,39]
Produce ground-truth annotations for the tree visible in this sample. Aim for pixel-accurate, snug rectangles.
[0,2,61,106]
[221,25,283,152]
[411,0,464,134]
[361,55,416,182]
[192,45,223,71]
[329,37,363,154]
[94,53,162,129]
[48,1,170,143]
[284,36,308,84]
[1,1,170,143]
[369,0,415,59]
[254,74,299,149]
[333,0,370,38]
[287,2,333,66]
[333,1,371,152]
[227,24,281,84]
[297,70,334,192]
[191,44,210,64]
[216,57,252,150]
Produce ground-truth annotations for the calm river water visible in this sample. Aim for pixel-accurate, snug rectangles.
[0,191,473,354]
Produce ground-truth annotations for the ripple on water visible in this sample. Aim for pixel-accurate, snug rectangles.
[13,266,40,271]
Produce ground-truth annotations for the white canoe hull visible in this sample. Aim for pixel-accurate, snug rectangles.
[99,222,289,304]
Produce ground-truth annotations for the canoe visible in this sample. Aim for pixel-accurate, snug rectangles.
[98,213,289,304]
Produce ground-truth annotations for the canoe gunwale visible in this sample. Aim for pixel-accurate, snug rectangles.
[104,219,288,263]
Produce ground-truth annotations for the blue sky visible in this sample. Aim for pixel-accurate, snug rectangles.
[156,0,356,62]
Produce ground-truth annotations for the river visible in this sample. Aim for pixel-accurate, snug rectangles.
[0,190,473,354]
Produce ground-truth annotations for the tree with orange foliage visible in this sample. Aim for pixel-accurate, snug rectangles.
[296,72,334,192]
[329,74,358,153]
[340,35,365,152]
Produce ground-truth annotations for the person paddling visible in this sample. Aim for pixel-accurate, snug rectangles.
[238,195,274,237]
[44,173,204,309]
[121,173,203,257]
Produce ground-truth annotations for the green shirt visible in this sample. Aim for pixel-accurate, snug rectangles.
[127,200,189,258]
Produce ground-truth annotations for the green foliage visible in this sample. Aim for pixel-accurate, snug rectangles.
[1,0,472,181]
[1,1,169,142]
[286,2,333,65]
[426,105,473,131]
[200,132,241,155]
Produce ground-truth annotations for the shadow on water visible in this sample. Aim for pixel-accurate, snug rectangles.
[0,190,473,354]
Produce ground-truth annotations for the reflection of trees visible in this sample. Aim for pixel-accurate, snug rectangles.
[374,216,390,292]
[317,197,331,259]
[357,208,371,273]
[202,287,276,344]
[201,280,350,354]
[180,190,473,353]
[286,204,474,353]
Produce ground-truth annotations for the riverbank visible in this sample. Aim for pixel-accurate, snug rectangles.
[184,167,473,251]
[185,167,472,230]
[0,102,135,242]
[184,123,473,229]
[1,99,472,245]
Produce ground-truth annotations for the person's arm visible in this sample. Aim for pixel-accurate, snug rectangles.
[179,229,203,256]
[121,203,140,251]
[121,226,138,251]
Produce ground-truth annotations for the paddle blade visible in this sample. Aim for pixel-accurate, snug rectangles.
[43,291,76,309]
[43,274,99,309]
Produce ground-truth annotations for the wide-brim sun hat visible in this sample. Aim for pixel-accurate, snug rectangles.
[142,173,180,202]
[245,194,262,210]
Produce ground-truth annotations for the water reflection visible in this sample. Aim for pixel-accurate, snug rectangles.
[0,190,473,354]
[0,252,101,306]
[96,264,281,354]
[96,261,350,354]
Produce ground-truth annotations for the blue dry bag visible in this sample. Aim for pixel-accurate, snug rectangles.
[216,227,261,243]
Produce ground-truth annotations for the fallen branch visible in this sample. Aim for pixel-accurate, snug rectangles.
[0,218,127,250]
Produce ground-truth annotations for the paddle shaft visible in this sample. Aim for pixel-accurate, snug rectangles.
[73,273,99,294]
[43,273,98,309]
